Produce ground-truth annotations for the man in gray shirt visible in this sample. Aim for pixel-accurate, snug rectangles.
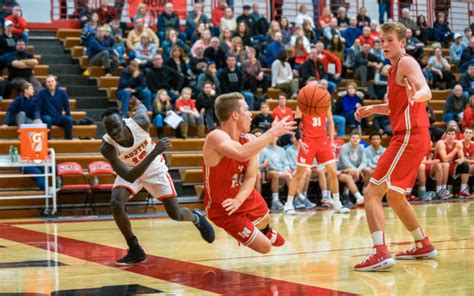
[363,132,386,188]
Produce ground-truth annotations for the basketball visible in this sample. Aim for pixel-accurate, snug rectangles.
[297,83,331,117]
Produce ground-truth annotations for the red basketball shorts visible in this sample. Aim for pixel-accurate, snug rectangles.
[371,128,431,194]
[207,193,269,246]
[425,163,435,179]
[297,137,335,167]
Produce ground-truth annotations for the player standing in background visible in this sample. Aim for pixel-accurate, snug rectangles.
[354,22,437,272]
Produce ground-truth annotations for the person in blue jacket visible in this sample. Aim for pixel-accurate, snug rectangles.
[87,26,118,76]
[2,82,41,127]
[117,60,152,117]
[37,75,73,140]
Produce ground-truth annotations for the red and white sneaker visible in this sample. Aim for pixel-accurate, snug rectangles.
[406,193,421,201]
[265,229,285,247]
[356,197,365,207]
[395,237,438,260]
[458,191,472,199]
[354,245,395,272]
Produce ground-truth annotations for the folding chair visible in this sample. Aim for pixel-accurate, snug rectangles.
[88,161,115,215]
[57,162,91,215]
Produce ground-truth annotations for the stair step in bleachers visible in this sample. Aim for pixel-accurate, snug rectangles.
[98,76,120,89]
[56,29,82,40]
[0,125,96,139]
[166,153,203,167]
[64,37,81,49]
[72,46,84,59]
[194,185,204,199]
[432,90,450,101]
[0,111,86,122]
[1,99,76,111]
[2,65,48,77]
[180,169,202,184]
[267,99,297,110]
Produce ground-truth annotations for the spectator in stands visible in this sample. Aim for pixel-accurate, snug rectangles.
[337,130,366,206]
[459,37,474,73]
[295,4,315,29]
[314,41,341,87]
[4,5,27,42]
[196,61,221,94]
[359,26,375,46]
[378,0,391,24]
[152,89,173,139]
[204,37,226,70]
[97,0,117,25]
[146,54,184,103]
[176,87,205,138]
[211,0,227,29]
[220,54,255,109]
[167,46,191,87]
[117,60,151,117]
[133,3,153,29]
[262,31,284,67]
[343,17,362,48]
[416,15,430,43]
[426,103,443,141]
[157,3,184,43]
[428,47,454,89]
[369,21,380,41]
[279,17,292,44]
[242,47,268,95]
[300,48,325,85]
[444,85,469,123]
[162,29,190,61]
[344,38,362,71]
[134,33,156,65]
[340,82,363,131]
[323,17,344,46]
[368,64,389,101]
[336,7,349,31]
[252,102,272,132]
[2,82,41,128]
[189,44,209,78]
[319,5,332,29]
[186,2,210,41]
[234,21,252,48]
[196,81,217,131]
[219,27,234,53]
[459,63,474,98]
[363,132,386,188]
[328,34,344,63]
[315,79,344,137]
[399,8,418,33]
[87,26,118,76]
[78,2,95,28]
[126,18,159,55]
[294,36,309,69]
[354,42,383,88]
[302,20,317,44]
[461,27,472,48]
[266,21,280,43]
[370,40,385,62]
[406,28,424,62]
[80,13,99,48]
[220,7,237,33]
[236,5,255,36]
[6,39,41,95]
[356,7,371,29]
[450,33,465,65]
[290,26,310,54]
[38,76,73,140]
[191,30,212,57]
[373,110,392,136]
[0,20,16,56]
[271,50,299,100]
[432,12,453,46]
[461,95,474,130]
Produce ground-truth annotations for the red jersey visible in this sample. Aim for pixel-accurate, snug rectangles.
[301,114,328,140]
[272,107,294,121]
[203,134,259,212]
[435,141,459,163]
[387,54,430,134]
[463,141,474,160]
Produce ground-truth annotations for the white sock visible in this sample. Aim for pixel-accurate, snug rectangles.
[419,186,426,192]
[406,188,412,194]
[272,193,279,202]
[322,190,329,199]
[461,184,468,192]
[410,226,425,241]
[303,191,308,198]
[332,192,340,202]
[343,187,349,196]
[355,192,363,200]
[442,185,447,190]
[371,231,385,246]
[297,193,305,201]
[286,195,294,205]
[436,185,442,192]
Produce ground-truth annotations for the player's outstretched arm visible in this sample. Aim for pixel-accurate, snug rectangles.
[210,116,296,162]
[399,57,432,103]
[100,138,171,183]
[131,97,151,131]
[355,104,390,122]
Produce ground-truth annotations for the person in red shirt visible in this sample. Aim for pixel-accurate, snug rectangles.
[4,5,28,42]
[315,41,342,84]
[461,95,474,131]
[175,87,205,138]
[359,26,375,46]
[462,127,474,181]
[272,93,294,146]
[97,0,118,25]
[202,92,295,253]
[211,0,226,27]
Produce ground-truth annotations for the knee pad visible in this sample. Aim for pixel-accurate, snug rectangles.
[456,162,470,174]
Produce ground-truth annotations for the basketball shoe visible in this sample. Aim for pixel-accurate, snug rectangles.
[356,196,365,207]
[354,245,395,272]
[302,197,316,209]
[321,197,334,207]
[265,228,285,247]
[293,198,305,209]
[116,246,147,265]
[395,237,438,260]
[283,202,296,215]
[271,199,285,211]
[334,200,350,214]
[192,209,216,243]
[458,190,472,199]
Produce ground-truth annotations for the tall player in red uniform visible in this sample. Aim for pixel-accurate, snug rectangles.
[202,93,295,253]
[354,22,438,272]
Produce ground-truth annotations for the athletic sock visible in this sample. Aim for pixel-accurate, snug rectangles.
[355,192,363,200]
[461,184,468,192]
[419,186,426,192]
[371,231,385,246]
[410,226,425,241]
[126,236,140,250]
[297,193,305,201]
[442,185,447,190]
[272,193,279,202]
[343,187,350,196]
[286,195,294,205]
[322,190,330,199]
[436,185,442,192]
[303,191,308,199]
[332,192,341,202]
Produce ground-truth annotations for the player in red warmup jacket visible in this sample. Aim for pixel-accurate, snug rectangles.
[354,22,438,272]
[202,92,295,253]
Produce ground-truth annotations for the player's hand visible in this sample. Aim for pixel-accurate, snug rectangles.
[299,139,309,154]
[354,106,373,122]
[455,158,464,164]
[404,77,417,105]
[222,198,242,216]
[270,115,296,137]
[154,137,172,155]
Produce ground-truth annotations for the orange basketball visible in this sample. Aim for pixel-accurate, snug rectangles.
[297,83,331,117]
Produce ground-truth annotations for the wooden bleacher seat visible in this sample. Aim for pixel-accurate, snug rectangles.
[98,76,120,88]
[432,90,450,101]
[64,37,81,49]
[430,100,445,110]
[57,29,82,40]
[267,88,282,100]
[166,154,203,167]
[0,125,96,139]
[179,169,202,184]
[107,87,117,100]
[72,46,85,59]
[33,65,49,76]
[1,99,76,111]
[27,45,34,54]
[79,56,89,69]
[0,111,86,122]
[267,99,297,110]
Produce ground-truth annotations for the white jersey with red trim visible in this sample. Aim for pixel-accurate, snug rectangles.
[103,118,167,174]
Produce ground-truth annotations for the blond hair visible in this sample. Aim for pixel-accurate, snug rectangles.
[215,92,244,122]
[380,22,407,40]
[155,89,171,112]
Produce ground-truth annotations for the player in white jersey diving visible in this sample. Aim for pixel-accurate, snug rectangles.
[101,98,215,265]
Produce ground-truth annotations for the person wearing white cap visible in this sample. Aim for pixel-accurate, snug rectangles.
[450,33,466,65]
[0,20,16,56]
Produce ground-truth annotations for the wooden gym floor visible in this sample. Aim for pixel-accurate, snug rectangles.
[0,201,473,295]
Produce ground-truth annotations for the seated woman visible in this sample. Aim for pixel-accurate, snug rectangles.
[152,89,175,138]
[271,50,299,100]
[166,46,191,87]
[427,47,454,89]
[161,28,190,61]
[242,47,269,94]
[134,33,156,65]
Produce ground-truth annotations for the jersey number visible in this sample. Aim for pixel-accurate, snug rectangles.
[231,173,244,188]
[312,117,322,127]
[131,151,147,164]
